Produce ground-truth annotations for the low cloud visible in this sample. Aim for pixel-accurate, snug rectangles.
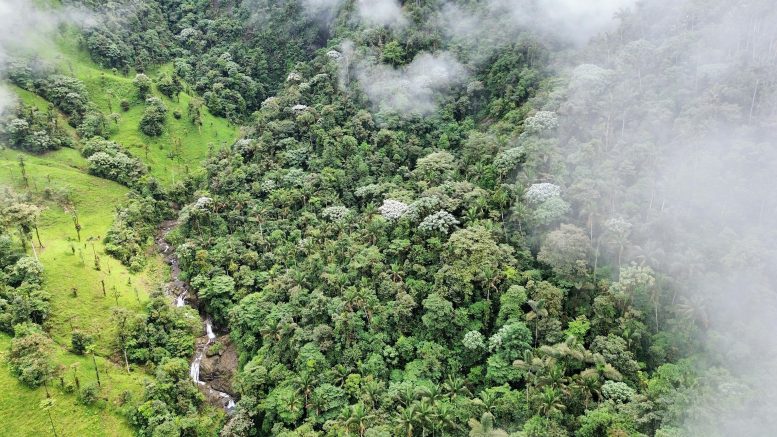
[355,0,406,28]
[0,0,92,113]
[353,51,467,116]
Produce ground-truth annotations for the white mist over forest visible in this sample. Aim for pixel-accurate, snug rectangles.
[347,0,777,432]
[551,0,777,433]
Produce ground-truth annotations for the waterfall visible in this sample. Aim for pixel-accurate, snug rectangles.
[190,319,216,384]
[158,220,237,412]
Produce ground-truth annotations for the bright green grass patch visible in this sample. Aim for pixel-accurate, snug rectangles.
[0,334,145,437]
[50,31,239,186]
[0,147,166,353]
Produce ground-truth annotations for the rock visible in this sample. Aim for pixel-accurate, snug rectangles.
[199,335,238,395]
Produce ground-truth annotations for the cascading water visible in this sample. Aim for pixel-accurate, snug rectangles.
[157,220,236,413]
[190,319,216,383]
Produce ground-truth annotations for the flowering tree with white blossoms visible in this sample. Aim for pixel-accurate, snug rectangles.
[418,210,459,234]
[378,199,409,220]
[523,110,559,134]
[463,330,486,350]
[322,206,350,222]
[525,183,562,204]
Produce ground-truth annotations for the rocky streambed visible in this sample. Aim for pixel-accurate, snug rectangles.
[156,220,237,412]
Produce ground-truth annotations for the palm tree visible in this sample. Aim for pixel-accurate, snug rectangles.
[572,374,602,410]
[414,398,435,437]
[579,354,623,382]
[361,377,383,410]
[331,364,351,387]
[293,371,317,409]
[417,384,444,405]
[342,403,373,437]
[433,402,459,435]
[442,375,471,400]
[396,384,418,408]
[525,299,548,345]
[467,412,508,437]
[471,390,499,416]
[39,398,58,437]
[395,406,416,437]
[535,387,566,417]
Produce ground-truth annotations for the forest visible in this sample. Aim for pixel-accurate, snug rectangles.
[0,0,776,436]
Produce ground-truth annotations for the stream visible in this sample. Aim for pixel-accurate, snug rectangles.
[156,220,236,412]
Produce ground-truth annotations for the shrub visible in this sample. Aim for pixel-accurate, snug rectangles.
[82,138,147,186]
[139,97,167,136]
[71,330,93,355]
[77,383,101,405]
[9,328,52,387]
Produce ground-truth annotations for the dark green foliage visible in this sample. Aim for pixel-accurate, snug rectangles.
[79,0,175,73]
[133,74,153,100]
[8,324,53,387]
[131,357,214,436]
[70,330,93,355]
[81,137,147,186]
[104,190,166,270]
[77,383,101,405]
[123,292,198,365]
[0,225,50,332]
[155,72,182,99]
[139,97,167,136]
[0,104,73,153]
[33,74,89,126]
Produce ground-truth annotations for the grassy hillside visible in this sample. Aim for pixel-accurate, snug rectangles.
[53,32,239,185]
[0,147,164,350]
[0,335,142,437]
[0,25,238,435]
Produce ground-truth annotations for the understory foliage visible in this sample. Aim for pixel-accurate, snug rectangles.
[0,103,74,153]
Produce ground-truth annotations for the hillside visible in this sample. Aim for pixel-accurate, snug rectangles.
[2,0,777,436]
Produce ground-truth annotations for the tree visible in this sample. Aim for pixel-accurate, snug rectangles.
[468,412,508,437]
[538,224,589,284]
[139,97,167,136]
[133,73,152,99]
[382,41,405,66]
[70,330,93,355]
[111,308,133,372]
[39,398,59,437]
[85,344,101,387]
[9,326,53,387]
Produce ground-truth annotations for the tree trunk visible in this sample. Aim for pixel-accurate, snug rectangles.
[92,353,101,387]
[35,225,43,248]
[47,411,59,437]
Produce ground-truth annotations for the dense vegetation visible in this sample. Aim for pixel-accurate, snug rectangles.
[2,0,774,435]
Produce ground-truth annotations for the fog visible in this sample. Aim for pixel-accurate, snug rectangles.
[345,0,636,116]
[540,0,777,433]
[355,0,405,28]
[350,50,467,116]
[0,0,92,114]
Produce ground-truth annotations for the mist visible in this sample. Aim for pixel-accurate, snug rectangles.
[355,0,405,28]
[0,0,92,114]
[349,50,467,116]
[345,0,637,117]
[538,0,777,433]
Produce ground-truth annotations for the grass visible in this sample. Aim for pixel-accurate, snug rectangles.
[0,21,237,435]
[50,32,239,185]
[0,334,145,437]
[0,147,165,352]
